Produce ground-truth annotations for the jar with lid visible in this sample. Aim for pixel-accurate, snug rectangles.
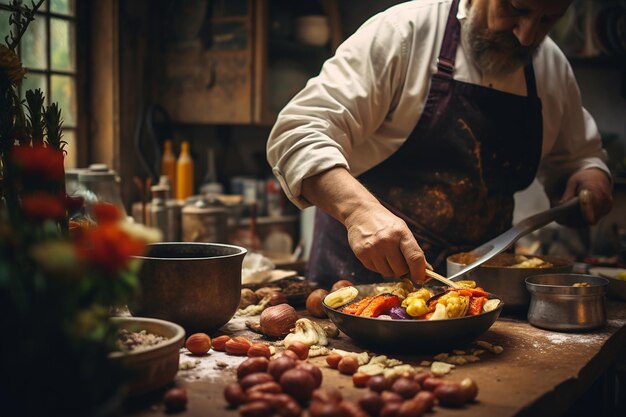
[75,163,128,221]
[181,196,228,243]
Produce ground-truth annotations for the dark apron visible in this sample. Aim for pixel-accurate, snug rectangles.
[307,0,543,287]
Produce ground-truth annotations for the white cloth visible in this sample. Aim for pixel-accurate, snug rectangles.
[267,0,609,209]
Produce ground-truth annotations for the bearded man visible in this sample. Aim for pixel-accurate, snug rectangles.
[266,0,613,287]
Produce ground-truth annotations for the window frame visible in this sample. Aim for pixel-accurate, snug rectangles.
[5,0,87,168]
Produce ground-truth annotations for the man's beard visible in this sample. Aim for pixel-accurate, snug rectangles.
[461,5,538,77]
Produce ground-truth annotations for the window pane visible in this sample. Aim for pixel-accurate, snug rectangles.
[0,10,12,44]
[51,18,74,71]
[50,0,74,15]
[62,129,76,169]
[21,16,47,70]
[21,72,47,101]
[51,74,75,127]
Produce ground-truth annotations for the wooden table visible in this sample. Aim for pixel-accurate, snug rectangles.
[124,301,626,417]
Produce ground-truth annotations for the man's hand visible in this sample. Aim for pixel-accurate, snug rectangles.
[344,203,428,283]
[301,167,429,283]
[559,168,612,225]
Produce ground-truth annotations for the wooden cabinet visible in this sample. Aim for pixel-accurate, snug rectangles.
[155,0,341,125]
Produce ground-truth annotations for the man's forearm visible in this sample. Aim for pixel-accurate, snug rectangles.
[301,167,380,225]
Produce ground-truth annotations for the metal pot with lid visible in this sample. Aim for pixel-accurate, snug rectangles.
[181,196,228,243]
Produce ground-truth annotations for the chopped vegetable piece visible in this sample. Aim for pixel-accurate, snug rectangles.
[482,299,501,312]
[429,292,470,320]
[468,296,487,315]
[455,280,477,289]
[388,306,411,320]
[341,296,374,315]
[405,298,429,317]
[359,294,401,318]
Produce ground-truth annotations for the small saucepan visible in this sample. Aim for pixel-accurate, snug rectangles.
[525,273,608,332]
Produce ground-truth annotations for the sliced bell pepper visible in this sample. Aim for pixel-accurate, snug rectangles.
[359,294,401,318]
[468,296,487,315]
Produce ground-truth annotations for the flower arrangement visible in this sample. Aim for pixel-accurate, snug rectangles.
[0,2,160,416]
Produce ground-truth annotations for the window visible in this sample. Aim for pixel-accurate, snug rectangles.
[0,0,78,167]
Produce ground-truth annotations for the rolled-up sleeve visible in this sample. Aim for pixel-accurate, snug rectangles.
[267,16,409,209]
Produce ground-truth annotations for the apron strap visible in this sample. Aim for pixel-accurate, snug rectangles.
[524,64,538,97]
[438,0,539,100]
[436,0,461,78]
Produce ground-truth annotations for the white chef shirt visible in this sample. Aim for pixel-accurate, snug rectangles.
[267,0,609,209]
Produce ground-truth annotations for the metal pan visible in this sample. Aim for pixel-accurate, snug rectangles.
[322,284,503,353]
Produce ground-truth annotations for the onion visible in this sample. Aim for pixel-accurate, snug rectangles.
[260,304,298,338]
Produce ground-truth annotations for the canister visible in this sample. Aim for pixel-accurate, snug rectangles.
[181,198,228,243]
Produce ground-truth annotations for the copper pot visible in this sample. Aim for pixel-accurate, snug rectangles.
[133,242,246,333]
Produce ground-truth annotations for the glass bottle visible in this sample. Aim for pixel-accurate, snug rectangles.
[75,163,128,221]
[200,147,223,195]
[161,139,177,198]
[176,140,194,200]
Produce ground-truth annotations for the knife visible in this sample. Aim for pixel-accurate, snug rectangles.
[446,190,592,281]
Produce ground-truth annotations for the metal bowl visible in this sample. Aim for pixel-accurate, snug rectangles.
[133,242,246,333]
[322,283,503,353]
[109,316,185,396]
[525,273,609,332]
[447,253,573,311]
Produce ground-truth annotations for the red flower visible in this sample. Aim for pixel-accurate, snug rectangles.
[76,224,146,273]
[92,203,123,224]
[21,193,66,222]
[10,145,65,182]
[65,195,84,213]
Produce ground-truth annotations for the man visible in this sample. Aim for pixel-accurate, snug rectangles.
[267,0,612,288]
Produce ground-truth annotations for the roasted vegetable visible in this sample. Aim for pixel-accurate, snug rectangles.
[468,296,487,316]
[373,279,415,299]
[401,288,432,308]
[429,291,470,320]
[405,297,428,318]
[360,294,401,318]
[325,286,358,308]
[455,280,477,289]
[341,296,374,315]
[388,306,411,320]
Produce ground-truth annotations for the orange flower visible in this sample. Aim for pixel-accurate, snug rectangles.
[10,145,65,182]
[21,193,66,222]
[76,223,146,273]
[92,202,124,224]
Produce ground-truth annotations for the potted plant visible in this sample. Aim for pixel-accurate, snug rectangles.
[0,2,160,415]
